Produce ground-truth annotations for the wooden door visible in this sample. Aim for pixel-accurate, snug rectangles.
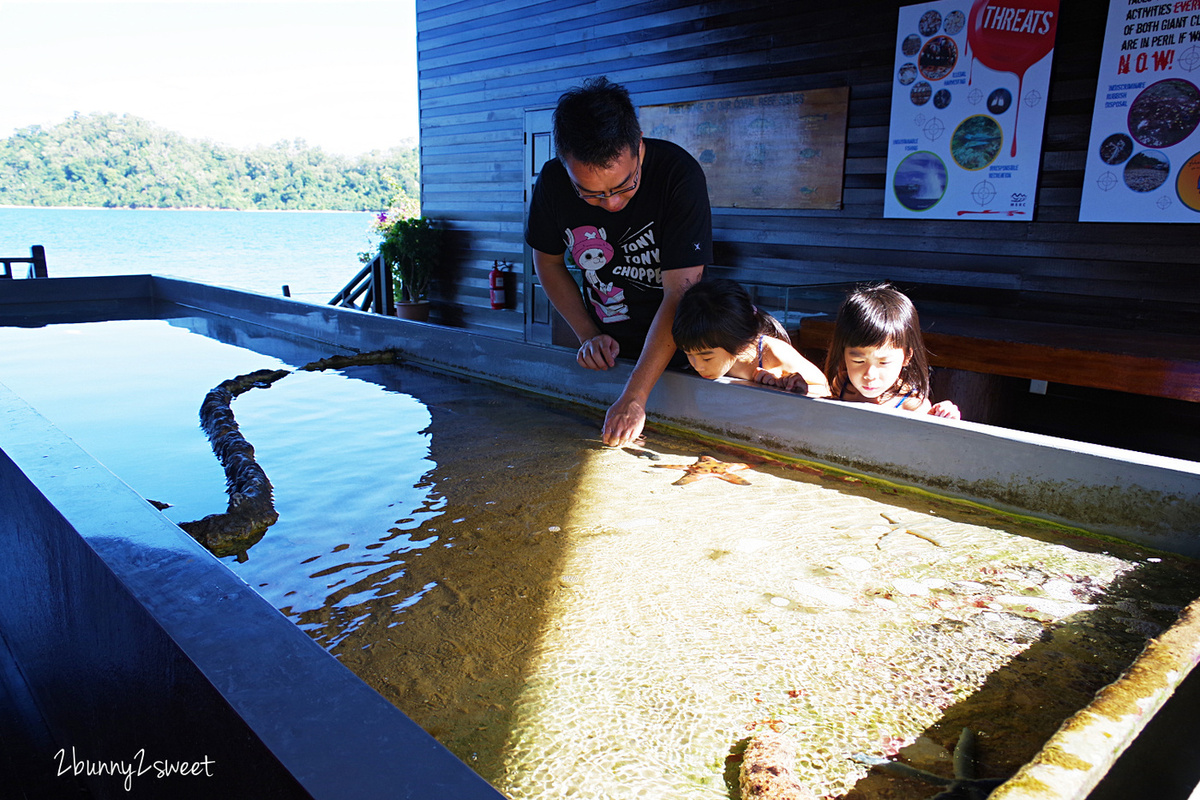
[523,107,580,347]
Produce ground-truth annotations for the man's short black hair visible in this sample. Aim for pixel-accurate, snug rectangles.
[553,76,642,168]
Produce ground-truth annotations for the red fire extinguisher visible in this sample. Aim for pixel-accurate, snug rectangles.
[489,261,507,310]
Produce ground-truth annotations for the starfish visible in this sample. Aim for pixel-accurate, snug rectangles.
[653,455,752,486]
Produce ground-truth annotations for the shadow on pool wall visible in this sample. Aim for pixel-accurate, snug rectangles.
[0,436,307,799]
[1,275,1199,799]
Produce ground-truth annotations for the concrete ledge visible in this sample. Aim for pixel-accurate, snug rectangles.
[0,274,157,327]
[0,384,502,799]
[146,276,1200,556]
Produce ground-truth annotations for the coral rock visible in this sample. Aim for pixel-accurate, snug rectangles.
[740,731,818,800]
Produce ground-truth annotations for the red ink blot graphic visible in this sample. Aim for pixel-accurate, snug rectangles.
[967,0,1059,157]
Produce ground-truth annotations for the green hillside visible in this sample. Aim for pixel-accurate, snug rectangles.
[0,112,418,211]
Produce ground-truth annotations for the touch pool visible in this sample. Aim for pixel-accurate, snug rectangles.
[2,311,1199,799]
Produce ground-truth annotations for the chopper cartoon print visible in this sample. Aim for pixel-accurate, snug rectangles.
[566,224,629,323]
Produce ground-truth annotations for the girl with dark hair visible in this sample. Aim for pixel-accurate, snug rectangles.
[824,284,960,418]
[672,279,829,395]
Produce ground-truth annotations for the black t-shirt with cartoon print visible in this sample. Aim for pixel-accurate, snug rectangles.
[524,138,713,359]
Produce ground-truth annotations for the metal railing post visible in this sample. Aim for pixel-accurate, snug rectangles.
[382,256,394,316]
[29,246,47,278]
[370,254,385,314]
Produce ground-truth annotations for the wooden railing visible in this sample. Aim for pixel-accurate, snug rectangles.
[0,245,48,279]
[328,252,393,316]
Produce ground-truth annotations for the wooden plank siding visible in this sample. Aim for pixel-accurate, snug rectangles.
[415,0,1198,341]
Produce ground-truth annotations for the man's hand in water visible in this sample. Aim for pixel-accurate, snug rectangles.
[577,334,619,370]
[602,393,646,447]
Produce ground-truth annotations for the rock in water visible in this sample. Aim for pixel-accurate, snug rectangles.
[740,731,818,800]
[179,369,288,558]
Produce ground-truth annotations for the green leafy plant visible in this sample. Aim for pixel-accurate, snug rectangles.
[377,215,443,303]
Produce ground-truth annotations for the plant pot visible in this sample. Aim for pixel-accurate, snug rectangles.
[394,300,430,322]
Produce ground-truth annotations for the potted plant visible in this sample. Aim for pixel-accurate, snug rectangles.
[377,214,443,321]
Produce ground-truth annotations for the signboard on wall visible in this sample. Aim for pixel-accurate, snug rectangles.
[639,88,849,210]
[883,0,1059,220]
[1079,0,1200,222]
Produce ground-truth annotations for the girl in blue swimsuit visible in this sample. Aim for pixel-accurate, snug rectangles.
[824,284,960,418]
[672,279,829,395]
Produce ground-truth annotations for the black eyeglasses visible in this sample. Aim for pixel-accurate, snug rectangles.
[573,152,641,201]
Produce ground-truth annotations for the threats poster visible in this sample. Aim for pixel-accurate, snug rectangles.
[1079,0,1200,222]
[883,0,1059,220]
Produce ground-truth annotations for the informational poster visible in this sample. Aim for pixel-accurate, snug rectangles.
[640,89,849,210]
[883,0,1059,219]
[1079,0,1200,222]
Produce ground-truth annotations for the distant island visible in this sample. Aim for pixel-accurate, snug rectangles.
[0,112,418,212]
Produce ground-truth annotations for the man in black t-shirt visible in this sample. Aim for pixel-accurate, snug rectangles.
[525,77,713,447]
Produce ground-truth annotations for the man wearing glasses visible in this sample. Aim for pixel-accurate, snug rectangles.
[525,77,713,447]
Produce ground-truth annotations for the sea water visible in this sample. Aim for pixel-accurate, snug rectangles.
[2,315,1199,800]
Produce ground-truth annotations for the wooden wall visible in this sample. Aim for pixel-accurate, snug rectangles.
[415,0,1198,339]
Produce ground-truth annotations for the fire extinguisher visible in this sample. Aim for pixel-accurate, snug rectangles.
[489,261,507,310]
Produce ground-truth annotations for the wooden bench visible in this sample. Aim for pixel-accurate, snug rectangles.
[797,316,1200,403]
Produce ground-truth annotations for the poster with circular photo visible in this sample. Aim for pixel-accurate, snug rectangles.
[1080,2,1200,221]
[1127,79,1200,149]
[893,151,948,211]
[1098,133,1133,165]
[898,63,917,85]
[1175,151,1200,212]
[943,9,965,35]
[986,88,1012,116]
[951,115,1003,170]
[885,0,1058,220]
[1123,150,1170,193]
[918,35,958,81]
[919,9,942,36]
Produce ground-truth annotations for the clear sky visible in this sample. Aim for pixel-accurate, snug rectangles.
[0,0,419,156]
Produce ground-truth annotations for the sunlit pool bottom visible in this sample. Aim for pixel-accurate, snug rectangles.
[2,314,1197,800]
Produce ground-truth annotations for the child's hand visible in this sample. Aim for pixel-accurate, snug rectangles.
[754,369,821,395]
[752,367,785,386]
[928,400,961,419]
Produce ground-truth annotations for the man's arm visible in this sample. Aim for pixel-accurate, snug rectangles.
[532,248,620,369]
[601,264,703,446]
